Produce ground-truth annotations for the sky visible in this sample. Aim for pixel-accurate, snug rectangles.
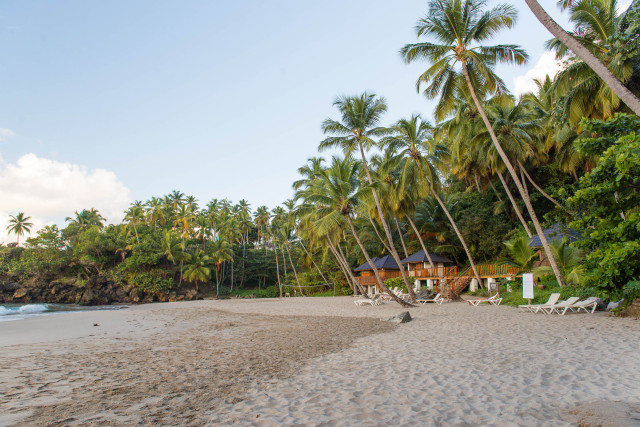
[0,0,576,243]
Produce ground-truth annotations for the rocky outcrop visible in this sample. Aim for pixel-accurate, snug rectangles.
[0,275,202,306]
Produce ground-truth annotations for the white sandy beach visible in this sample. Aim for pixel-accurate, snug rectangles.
[1,297,639,426]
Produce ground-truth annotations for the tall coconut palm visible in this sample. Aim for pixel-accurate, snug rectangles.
[301,155,411,307]
[6,212,33,245]
[384,115,484,284]
[183,249,211,291]
[524,0,640,115]
[401,0,567,286]
[545,0,640,124]
[208,238,233,297]
[66,208,106,230]
[124,202,144,244]
[319,93,418,302]
[162,230,187,286]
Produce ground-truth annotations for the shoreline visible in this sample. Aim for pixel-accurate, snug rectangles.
[1,297,639,425]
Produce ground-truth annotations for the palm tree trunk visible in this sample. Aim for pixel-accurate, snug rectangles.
[285,244,304,296]
[367,213,392,254]
[518,162,563,209]
[430,189,482,285]
[281,247,287,276]
[488,177,504,203]
[394,216,409,258]
[346,215,412,307]
[215,267,220,298]
[328,235,368,296]
[274,243,282,298]
[462,60,566,287]
[299,240,330,285]
[326,238,359,295]
[179,260,184,287]
[133,223,139,244]
[358,143,417,303]
[524,0,640,115]
[498,171,533,237]
[406,216,435,269]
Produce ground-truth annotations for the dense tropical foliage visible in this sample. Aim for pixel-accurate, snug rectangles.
[2,0,639,303]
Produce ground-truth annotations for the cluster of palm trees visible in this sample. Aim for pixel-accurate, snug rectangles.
[5,0,639,304]
[114,192,319,296]
[289,0,639,305]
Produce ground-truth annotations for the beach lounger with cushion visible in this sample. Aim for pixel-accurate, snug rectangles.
[417,293,444,305]
[541,297,580,314]
[518,293,561,313]
[467,294,502,306]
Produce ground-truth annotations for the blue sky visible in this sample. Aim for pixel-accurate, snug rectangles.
[0,0,574,237]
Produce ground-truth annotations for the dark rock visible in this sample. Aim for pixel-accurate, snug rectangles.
[129,287,143,303]
[384,311,412,324]
[13,288,29,299]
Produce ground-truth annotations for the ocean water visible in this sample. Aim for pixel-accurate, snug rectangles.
[0,303,126,322]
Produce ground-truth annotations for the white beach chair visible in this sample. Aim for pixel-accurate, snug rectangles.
[354,294,384,306]
[467,294,502,306]
[418,293,443,305]
[542,297,580,314]
[519,293,561,313]
[569,298,599,314]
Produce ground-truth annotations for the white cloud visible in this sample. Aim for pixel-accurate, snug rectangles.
[0,128,16,141]
[513,51,563,96]
[0,153,131,244]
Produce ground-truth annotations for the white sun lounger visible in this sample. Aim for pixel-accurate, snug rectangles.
[354,294,384,306]
[417,293,443,305]
[567,298,599,314]
[468,294,502,306]
[519,293,561,312]
[541,297,581,314]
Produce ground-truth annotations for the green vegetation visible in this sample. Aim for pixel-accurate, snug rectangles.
[3,0,639,304]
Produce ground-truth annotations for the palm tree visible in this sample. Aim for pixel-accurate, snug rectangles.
[124,202,144,244]
[208,239,233,297]
[66,208,106,230]
[547,0,640,124]
[7,212,33,245]
[163,230,186,286]
[500,234,538,276]
[384,115,484,284]
[401,0,567,286]
[301,155,411,307]
[524,0,640,115]
[183,249,211,291]
[320,93,418,302]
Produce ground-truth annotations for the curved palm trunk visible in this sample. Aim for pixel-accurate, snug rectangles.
[497,172,533,237]
[358,143,417,302]
[406,216,435,269]
[133,223,139,244]
[488,178,504,203]
[274,242,282,298]
[299,240,330,285]
[524,0,640,115]
[327,237,366,296]
[368,213,392,254]
[518,162,563,209]
[394,216,409,258]
[430,189,482,285]
[334,237,368,296]
[346,215,412,307]
[462,61,566,287]
[285,244,304,296]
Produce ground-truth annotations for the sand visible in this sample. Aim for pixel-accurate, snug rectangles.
[1,297,639,426]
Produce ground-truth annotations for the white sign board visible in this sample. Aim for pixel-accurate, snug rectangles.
[522,273,534,299]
